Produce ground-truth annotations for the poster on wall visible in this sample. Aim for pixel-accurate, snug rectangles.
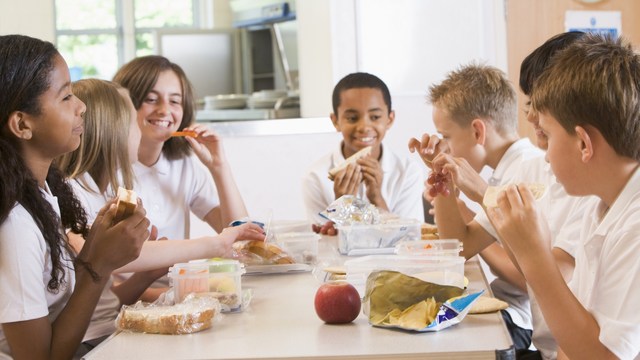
[565,11,621,37]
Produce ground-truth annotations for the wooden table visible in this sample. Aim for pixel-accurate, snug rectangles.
[84,238,514,360]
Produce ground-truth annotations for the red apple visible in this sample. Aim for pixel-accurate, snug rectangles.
[314,281,361,324]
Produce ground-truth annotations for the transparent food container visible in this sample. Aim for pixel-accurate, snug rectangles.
[394,239,462,257]
[169,259,245,313]
[344,255,465,296]
[337,219,421,255]
[275,232,320,265]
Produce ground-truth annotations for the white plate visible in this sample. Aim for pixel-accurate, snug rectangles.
[244,263,312,275]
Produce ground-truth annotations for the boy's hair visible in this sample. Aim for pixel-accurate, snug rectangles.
[57,79,135,195]
[332,72,392,115]
[428,63,517,134]
[531,34,640,161]
[520,31,585,96]
[113,55,195,160]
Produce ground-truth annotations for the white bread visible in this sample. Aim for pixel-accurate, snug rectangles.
[233,240,295,265]
[117,300,218,335]
[483,183,546,208]
[328,146,373,180]
[113,187,137,223]
[421,223,439,240]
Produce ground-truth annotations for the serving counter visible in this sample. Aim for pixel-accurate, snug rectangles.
[84,238,514,360]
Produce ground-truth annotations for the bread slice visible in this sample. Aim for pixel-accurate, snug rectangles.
[483,183,546,208]
[328,146,373,180]
[113,187,137,223]
[117,301,217,335]
[234,240,295,265]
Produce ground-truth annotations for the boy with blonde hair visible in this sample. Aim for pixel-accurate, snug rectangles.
[489,34,640,359]
[410,63,543,350]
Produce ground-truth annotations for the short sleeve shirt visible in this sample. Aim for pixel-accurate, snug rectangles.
[301,143,425,223]
[0,184,75,357]
[568,168,640,360]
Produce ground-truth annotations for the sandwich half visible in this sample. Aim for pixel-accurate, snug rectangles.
[328,146,372,180]
[113,187,138,223]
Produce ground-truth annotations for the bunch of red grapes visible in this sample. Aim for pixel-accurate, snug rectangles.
[427,172,450,197]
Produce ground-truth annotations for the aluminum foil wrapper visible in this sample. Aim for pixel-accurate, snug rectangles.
[320,195,380,225]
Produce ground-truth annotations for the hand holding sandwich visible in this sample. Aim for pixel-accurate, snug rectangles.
[78,196,150,280]
[485,184,552,258]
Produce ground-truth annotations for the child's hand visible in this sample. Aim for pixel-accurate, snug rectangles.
[485,184,551,257]
[183,124,227,169]
[408,133,447,168]
[217,222,266,256]
[432,153,488,204]
[80,199,150,278]
[333,162,363,198]
[357,156,388,209]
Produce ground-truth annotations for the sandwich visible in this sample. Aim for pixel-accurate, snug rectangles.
[117,300,218,335]
[483,183,546,208]
[421,223,439,240]
[113,187,137,223]
[328,146,372,180]
[233,240,295,265]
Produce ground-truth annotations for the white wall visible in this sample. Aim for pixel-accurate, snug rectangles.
[0,0,507,236]
[0,0,55,40]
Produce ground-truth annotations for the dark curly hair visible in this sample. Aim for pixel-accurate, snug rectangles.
[0,35,89,292]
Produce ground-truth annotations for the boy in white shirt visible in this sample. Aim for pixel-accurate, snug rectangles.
[409,63,542,350]
[303,72,424,234]
[488,33,640,359]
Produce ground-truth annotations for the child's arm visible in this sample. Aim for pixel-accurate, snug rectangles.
[185,124,248,232]
[432,153,488,204]
[487,184,617,359]
[4,201,149,359]
[433,179,497,259]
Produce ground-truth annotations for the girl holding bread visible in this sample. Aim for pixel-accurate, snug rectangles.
[0,35,150,359]
[57,79,264,351]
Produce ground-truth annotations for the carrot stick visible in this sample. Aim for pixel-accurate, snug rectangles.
[171,131,198,138]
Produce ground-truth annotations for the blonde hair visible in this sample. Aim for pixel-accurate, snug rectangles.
[428,63,517,134]
[56,79,135,195]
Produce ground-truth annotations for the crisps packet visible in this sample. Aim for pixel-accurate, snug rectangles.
[320,195,380,225]
[363,270,483,332]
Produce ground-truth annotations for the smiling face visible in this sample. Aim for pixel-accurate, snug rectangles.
[432,105,485,172]
[26,54,86,160]
[136,69,184,144]
[331,87,394,158]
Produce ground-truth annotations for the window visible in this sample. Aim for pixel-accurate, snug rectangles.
[54,0,201,80]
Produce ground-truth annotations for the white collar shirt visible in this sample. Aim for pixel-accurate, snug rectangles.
[569,167,640,360]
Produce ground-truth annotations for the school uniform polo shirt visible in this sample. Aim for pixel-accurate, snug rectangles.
[302,143,424,223]
[471,138,544,333]
[133,153,220,240]
[0,184,75,358]
[569,167,640,359]
[476,153,596,359]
